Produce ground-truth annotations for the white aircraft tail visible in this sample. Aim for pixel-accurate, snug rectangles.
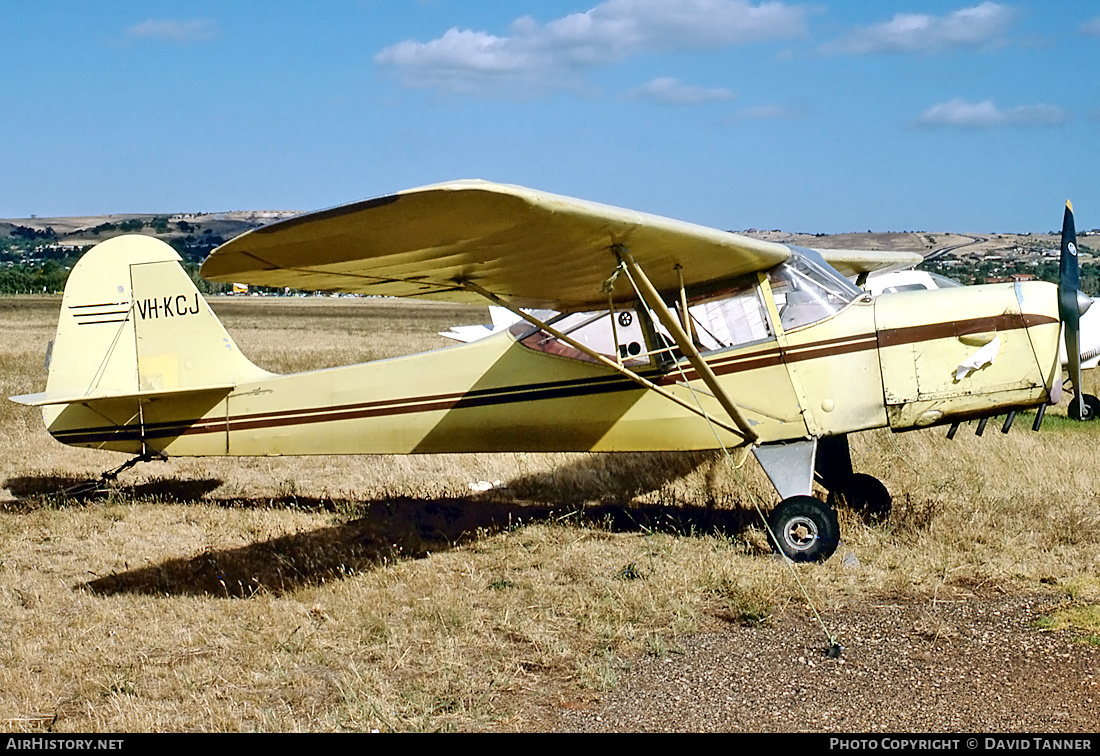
[11,234,272,409]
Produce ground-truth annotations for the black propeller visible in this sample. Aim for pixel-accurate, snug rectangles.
[1058,201,1094,420]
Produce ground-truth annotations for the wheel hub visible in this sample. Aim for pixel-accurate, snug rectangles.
[782,515,819,551]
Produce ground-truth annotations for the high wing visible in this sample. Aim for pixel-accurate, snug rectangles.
[202,180,922,308]
[202,180,791,310]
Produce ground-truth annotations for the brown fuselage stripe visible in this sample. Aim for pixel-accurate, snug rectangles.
[51,312,1060,445]
[877,314,1033,349]
[670,312,1057,383]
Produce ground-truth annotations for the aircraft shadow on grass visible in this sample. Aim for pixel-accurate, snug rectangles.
[3,452,760,599]
[73,495,759,599]
[2,475,226,504]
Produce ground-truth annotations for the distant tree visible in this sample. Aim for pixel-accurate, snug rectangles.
[167,238,188,257]
[1081,265,1100,297]
[90,222,118,235]
[0,267,32,293]
[10,225,56,241]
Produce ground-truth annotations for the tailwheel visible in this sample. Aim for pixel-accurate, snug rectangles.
[1068,393,1100,421]
[827,472,892,524]
[767,496,840,563]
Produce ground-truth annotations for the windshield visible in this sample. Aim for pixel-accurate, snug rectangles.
[767,247,863,331]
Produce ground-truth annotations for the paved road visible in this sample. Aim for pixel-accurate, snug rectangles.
[924,234,988,262]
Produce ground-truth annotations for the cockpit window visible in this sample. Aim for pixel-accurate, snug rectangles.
[509,308,652,366]
[682,276,773,351]
[511,247,860,363]
[767,247,862,331]
[511,277,776,365]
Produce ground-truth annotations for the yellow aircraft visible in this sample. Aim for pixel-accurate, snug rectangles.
[9,181,1090,563]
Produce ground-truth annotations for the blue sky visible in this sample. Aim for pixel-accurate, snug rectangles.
[2,1,1098,233]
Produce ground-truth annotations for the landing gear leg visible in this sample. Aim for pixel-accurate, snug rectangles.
[816,435,892,522]
[827,473,892,523]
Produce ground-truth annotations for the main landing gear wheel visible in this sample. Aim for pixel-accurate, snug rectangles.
[827,472,892,524]
[1068,393,1100,421]
[767,496,840,563]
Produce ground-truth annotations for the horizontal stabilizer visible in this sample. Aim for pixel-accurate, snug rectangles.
[10,383,236,407]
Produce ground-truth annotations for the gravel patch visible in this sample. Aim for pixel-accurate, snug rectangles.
[537,594,1099,732]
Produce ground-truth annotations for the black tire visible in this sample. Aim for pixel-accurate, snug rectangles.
[827,472,892,523]
[766,496,840,563]
[1068,394,1100,421]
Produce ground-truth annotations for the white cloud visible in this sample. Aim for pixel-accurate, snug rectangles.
[375,29,536,93]
[1081,16,1100,37]
[915,98,1070,129]
[528,0,812,61]
[725,103,804,121]
[126,19,219,43]
[375,0,812,94]
[823,3,1014,55]
[624,76,735,105]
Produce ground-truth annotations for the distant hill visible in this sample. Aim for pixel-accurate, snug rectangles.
[0,210,297,249]
[3,211,1099,295]
[0,211,298,294]
[740,227,1100,292]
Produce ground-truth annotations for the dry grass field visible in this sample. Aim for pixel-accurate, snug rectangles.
[1,295,1098,732]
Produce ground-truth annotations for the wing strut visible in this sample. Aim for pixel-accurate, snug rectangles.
[459,279,752,443]
[615,246,760,445]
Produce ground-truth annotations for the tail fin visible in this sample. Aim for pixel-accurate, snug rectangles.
[12,234,271,409]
